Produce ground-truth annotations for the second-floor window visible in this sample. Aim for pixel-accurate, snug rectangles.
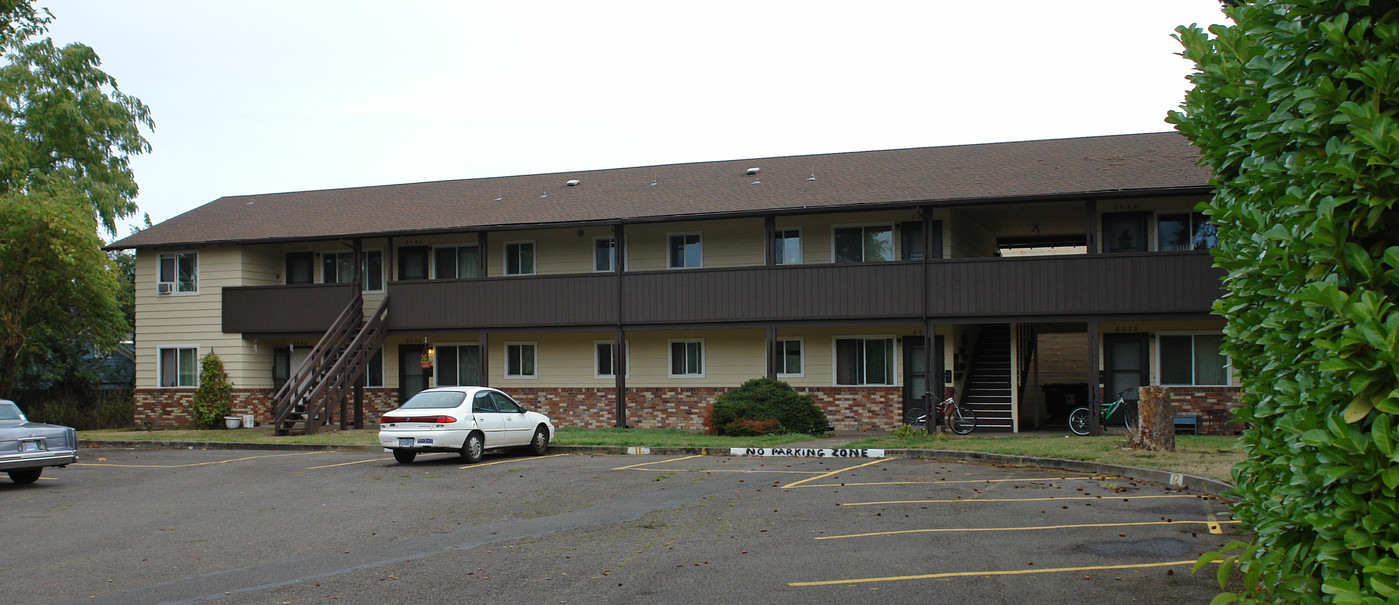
[434,245,480,279]
[1157,212,1217,251]
[505,242,535,275]
[833,226,892,263]
[595,237,616,272]
[774,228,802,265]
[668,234,702,269]
[322,250,383,291]
[157,252,198,295]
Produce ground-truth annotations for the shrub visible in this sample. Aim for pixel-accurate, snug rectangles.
[188,353,233,429]
[722,418,783,436]
[1172,2,1399,602]
[708,378,828,436]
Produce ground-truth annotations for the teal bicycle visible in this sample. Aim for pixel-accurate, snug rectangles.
[1068,388,1137,436]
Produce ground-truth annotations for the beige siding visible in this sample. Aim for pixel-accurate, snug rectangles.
[623,219,764,271]
[135,246,256,389]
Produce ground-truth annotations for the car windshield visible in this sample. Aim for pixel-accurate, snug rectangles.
[0,402,22,421]
[398,391,467,409]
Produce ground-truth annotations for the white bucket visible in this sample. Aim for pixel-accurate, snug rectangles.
[224,416,242,429]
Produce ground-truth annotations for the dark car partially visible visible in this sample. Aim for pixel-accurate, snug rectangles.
[0,399,78,484]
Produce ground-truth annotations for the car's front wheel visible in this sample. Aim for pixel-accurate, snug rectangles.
[392,449,416,464]
[7,468,41,484]
[526,427,549,455]
[461,432,484,464]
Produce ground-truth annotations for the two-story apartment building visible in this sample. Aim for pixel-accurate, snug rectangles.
[108,132,1239,435]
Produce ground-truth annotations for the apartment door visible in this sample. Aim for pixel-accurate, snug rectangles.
[902,336,944,422]
[399,344,429,404]
[272,346,310,393]
[1102,333,1148,424]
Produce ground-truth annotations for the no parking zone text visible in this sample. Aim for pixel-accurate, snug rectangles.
[731,447,885,458]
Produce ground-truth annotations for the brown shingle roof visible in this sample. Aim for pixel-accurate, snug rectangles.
[108,132,1210,250]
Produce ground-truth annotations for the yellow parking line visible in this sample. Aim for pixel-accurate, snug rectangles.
[841,494,1203,506]
[790,559,1204,587]
[76,451,323,468]
[781,458,887,489]
[626,467,826,475]
[307,452,454,469]
[460,453,568,469]
[788,475,1109,489]
[817,519,1242,540]
[612,455,704,471]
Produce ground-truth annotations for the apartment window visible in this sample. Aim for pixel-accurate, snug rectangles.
[285,252,313,285]
[434,245,480,279]
[774,228,802,265]
[667,233,702,269]
[505,242,535,275]
[322,250,384,291]
[158,346,198,388]
[364,349,384,388]
[833,226,893,263]
[594,237,616,272]
[777,338,803,377]
[1157,212,1217,251]
[1159,333,1228,386]
[157,252,198,294]
[669,339,704,377]
[434,345,481,387]
[594,341,629,379]
[505,342,537,379]
[835,337,895,386]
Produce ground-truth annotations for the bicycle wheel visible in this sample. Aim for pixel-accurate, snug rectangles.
[950,405,976,435]
[1123,408,1136,436]
[904,408,926,426]
[1068,407,1091,436]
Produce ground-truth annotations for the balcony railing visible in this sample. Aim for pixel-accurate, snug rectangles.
[223,252,1223,334]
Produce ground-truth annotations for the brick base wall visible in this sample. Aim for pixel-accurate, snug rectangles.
[1164,386,1243,435]
[136,386,907,432]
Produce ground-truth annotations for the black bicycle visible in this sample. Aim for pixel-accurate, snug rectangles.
[904,392,977,435]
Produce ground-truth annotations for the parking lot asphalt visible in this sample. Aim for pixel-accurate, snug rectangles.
[2,446,1236,604]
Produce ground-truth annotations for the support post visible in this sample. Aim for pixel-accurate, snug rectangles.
[1087,320,1101,435]
[614,223,627,428]
[766,326,778,379]
[924,320,938,435]
[478,333,489,388]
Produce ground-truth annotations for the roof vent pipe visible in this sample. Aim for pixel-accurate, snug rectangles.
[566,179,580,187]
[745,167,760,176]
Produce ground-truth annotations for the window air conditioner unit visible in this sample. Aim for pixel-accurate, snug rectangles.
[157,282,174,295]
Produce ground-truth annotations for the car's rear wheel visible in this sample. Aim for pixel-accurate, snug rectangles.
[526,427,549,455]
[461,432,484,464]
[7,468,41,484]
[392,449,416,464]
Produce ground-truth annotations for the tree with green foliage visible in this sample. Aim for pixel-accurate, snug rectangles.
[1170,1,1399,602]
[188,353,233,430]
[0,1,153,237]
[0,1,150,398]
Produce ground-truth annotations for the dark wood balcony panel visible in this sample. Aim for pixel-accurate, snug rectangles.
[387,275,619,331]
[925,252,1222,318]
[222,284,356,334]
[621,263,925,325]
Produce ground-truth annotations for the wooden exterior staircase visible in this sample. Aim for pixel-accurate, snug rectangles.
[271,295,389,435]
[962,324,1014,430]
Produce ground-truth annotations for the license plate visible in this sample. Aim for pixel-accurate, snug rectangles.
[398,438,414,448]
[20,439,44,453]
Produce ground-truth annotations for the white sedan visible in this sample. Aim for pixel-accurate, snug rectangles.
[378,386,554,464]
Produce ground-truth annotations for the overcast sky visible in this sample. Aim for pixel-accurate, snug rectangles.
[42,1,1230,239]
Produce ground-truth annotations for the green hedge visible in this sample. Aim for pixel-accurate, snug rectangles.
[708,378,828,436]
[1171,2,1399,602]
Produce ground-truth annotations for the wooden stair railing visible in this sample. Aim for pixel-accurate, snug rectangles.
[271,294,388,435]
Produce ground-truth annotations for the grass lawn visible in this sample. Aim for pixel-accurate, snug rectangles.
[846,432,1243,483]
[80,427,1243,483]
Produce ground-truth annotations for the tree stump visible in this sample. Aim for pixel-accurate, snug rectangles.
[1130,386,1175,451]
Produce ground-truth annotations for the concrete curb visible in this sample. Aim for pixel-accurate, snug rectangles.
[87,440,1233,495]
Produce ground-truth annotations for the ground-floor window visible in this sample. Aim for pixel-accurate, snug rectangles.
[834,337,895,386]
[505,342,537,379]
[1159,333,1228,385]
[595,341,628,379]
[777,338,803,377]
[436,344,481,386]
[669,339,704,377]
[158,346,198,388]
